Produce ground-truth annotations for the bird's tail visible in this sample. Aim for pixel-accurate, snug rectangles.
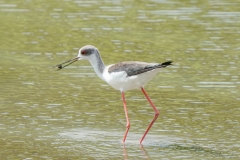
[160,61,173,68]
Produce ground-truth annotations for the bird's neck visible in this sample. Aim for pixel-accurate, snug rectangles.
[89,52,106,81]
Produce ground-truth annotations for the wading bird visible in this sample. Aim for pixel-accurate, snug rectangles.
[56,45,172,144]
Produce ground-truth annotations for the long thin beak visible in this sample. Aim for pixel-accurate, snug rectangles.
[55,57,79,71]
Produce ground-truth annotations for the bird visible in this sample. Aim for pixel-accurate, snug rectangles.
[55,45,172,144]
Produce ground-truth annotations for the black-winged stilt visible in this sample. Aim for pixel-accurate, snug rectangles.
[56,45,172,144]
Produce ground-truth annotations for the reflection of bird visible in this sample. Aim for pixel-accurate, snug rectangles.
[56,45,172,144]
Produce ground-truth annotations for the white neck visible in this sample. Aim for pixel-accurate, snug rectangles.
[88,52,106,81]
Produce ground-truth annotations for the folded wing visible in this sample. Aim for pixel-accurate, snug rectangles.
[108,61,172,77]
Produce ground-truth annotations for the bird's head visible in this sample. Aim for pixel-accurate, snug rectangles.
[77,45,98,61]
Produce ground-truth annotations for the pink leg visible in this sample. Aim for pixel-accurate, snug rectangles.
[140,87,160,144]
[122,92,130,143]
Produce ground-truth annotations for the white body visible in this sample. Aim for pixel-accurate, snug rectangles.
[102,65,161,92]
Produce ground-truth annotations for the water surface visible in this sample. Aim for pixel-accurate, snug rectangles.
[0,0,239,159]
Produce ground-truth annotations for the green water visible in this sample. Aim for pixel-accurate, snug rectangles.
[0,0,239,159]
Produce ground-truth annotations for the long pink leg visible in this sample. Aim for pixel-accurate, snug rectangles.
[140,87,160,144]
[121,92,130,143]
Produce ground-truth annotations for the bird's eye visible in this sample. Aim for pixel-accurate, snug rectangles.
[81,50,86,55]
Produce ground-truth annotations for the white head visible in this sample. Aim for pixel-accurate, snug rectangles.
[77,45,99,61]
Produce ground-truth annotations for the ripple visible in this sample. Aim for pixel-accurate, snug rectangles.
[0,9,29,12]
[198,82,238,88]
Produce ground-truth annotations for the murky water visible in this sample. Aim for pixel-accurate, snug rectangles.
[0,0,239,159]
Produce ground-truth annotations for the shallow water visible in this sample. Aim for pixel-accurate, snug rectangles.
[0,0,240,159]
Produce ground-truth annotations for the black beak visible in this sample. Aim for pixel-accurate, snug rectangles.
[55,57,79,71]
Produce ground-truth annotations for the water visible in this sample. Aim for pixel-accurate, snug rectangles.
[0,0,239,159]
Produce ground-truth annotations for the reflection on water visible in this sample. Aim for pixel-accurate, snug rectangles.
[58,128,226,159]
[0,0,240,159]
